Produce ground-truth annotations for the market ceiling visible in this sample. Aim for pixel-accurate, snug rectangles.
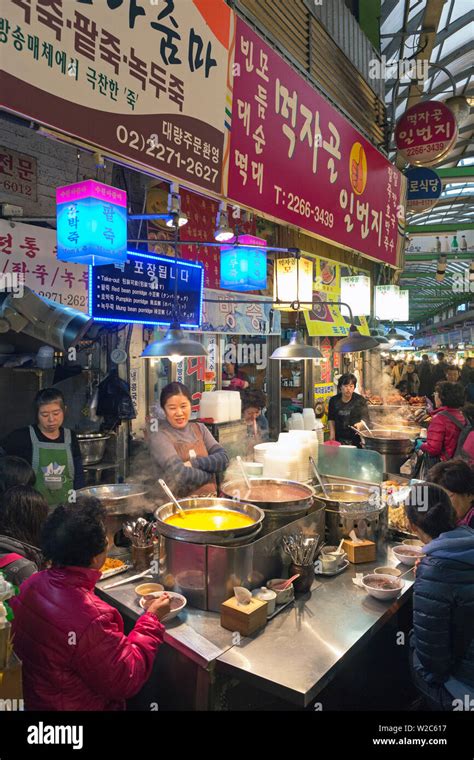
[381,0,474,322]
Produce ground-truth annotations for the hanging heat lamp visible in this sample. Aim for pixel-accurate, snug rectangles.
[141,322,207,362]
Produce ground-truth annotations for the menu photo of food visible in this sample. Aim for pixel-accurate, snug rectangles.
[314,257,340,294]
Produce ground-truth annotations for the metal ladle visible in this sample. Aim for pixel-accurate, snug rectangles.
[158,479,185,518]
[309,456,330,498]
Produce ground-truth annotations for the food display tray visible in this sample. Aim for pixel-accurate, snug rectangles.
[99,563,131,580]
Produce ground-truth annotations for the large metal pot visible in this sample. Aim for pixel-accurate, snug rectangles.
[221,478,315,534]
[77,484,150,545]
[358,428,417,475]
[154,497,265,545]
[76,432,110,465]
[312,482,387,545]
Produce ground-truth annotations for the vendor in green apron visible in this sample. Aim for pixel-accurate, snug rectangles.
[1,388,85,508]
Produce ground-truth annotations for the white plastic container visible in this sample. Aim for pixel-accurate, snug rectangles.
[263,447,299,480]
[227,391,242,422]
[314,420,324,445]
[302,408,316,430]
[253,441,279,463]
[289,413,304,430]
[199,391,229,423]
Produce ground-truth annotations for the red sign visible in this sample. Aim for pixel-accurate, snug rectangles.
[226,18,405,267]
[395,101,457,167]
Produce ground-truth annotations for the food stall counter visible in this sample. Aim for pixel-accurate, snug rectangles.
[96,542,414,710]
[95,573,235,670]
[215,542,414,708]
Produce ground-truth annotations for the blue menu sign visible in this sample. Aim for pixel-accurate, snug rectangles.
[89,251,204,327]
[406,167,442,212]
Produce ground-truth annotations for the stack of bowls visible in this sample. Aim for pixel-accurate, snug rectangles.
[263,447,300,480]
[254,441,279,465]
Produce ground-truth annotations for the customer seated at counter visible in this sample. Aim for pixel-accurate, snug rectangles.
[0,486,48,585]
[149,382,229,499]
[327,373,370,446]
[1,388,85,509]
[405,483,474,711]
[429,459,474,528]
[10,497,171,711]
[0,455,36,501]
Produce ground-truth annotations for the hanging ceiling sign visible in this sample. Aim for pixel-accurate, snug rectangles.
[1,0,233,194]
[56,180,127,266]
[405,167,442,213]
[220,234,267,292]
[395,101,458,167]
[89,251,204,327]
[225,17,406,267]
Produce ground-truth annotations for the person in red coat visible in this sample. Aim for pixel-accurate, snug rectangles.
[421,382,467,462]
[10,498,170,711]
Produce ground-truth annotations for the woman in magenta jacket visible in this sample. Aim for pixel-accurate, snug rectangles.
[10,498,170,711]
[421,382,467,462]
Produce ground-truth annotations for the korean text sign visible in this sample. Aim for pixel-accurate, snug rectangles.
[0,219,88,312]
[226,17,406,266]
[1,0,232,194]
[89,251,204,327]
[395,101,457,167]
[56,180,127,266]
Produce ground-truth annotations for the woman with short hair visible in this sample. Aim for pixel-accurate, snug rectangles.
[405,483,474,710]
[428,459,474,528]
[421,381,467,463]
[11,497,171,711]
[327,373,370,446]
[1,388,84,507]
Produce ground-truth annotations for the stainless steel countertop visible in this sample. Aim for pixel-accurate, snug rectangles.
[216,544,414,706]
[96,543,414,702]
[95,572,235,669]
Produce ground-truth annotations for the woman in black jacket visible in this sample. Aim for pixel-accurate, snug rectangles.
[405,483,474,710]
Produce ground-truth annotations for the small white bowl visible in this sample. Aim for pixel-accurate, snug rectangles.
[392,545,424,567]
[362,573,404,600]
[139,591,186,621]
[374,566,402,577]
[135,582,164,596]
[267,579,295,605]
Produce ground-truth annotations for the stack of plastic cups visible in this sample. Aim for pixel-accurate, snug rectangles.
[287,430,313,481]
[263,446,299,480]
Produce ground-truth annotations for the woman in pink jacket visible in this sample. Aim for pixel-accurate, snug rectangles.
[421,382,467,462]
[10,498,170,711]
